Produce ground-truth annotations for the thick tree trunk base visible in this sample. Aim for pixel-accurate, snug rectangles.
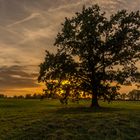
[90,95,100,108]
[90,102,100,108]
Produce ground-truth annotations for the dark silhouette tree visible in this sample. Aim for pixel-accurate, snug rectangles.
[38,5,140,108]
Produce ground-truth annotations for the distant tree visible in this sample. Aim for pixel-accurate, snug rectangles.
[25,94,32,99]
[32,93,43,99]
[128,89,140,100]
[39,5,140,108]
[13,95,18,99]
[17,95,24,99]
[0,94,5,98]
[32,93,37,99]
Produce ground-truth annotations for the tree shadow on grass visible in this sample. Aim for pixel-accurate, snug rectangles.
[55,106,125,114]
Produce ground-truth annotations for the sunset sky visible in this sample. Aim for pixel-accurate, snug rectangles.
[0,0,140,96]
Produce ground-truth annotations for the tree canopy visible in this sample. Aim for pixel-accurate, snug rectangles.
[38,5,140,107]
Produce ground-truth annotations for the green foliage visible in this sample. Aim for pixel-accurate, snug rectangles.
[39,5,140,107]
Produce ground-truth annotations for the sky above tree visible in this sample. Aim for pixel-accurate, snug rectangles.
[0,0,140,96]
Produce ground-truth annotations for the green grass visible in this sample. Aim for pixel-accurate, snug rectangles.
[0,99,140,140]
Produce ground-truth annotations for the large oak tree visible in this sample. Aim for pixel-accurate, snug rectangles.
[38,5,140,107]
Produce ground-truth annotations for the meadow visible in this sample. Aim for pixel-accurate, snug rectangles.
[0,99,140,140]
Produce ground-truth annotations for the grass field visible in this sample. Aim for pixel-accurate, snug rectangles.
[0,99,140,140]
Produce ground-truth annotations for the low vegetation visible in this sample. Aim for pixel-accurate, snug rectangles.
[0,99,140,140]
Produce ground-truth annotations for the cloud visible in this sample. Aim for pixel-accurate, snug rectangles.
[7,13,41,28]
[0,65,39,89]
[0,0,139,95]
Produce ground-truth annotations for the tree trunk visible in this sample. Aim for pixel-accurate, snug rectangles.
[90,92,100,108]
